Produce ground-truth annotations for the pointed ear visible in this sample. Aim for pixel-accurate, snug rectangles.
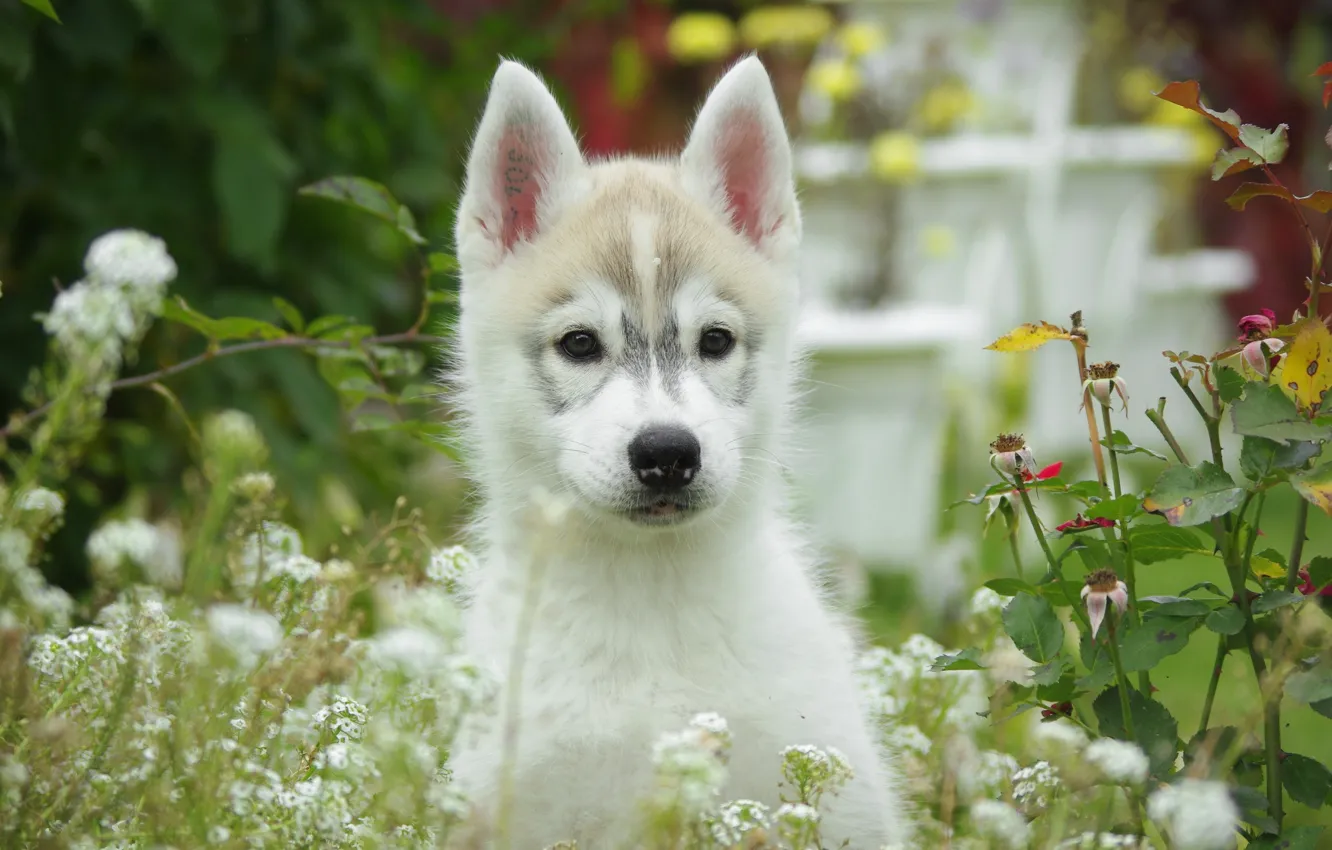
[680,56,800,255]
[456,60,586,270]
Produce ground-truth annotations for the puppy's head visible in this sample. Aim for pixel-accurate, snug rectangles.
[453,57,801,530]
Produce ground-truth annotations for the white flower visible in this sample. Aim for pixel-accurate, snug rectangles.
[84,228,177,298]
[1058,833,1149,849]
[1012,761,1061,811]
[206,603,282,665]
[1028,710,1089,754]
[312,696,370,744]
[709,799,771,845]
[207,824,231,844]
[956,748,1020,800]
[426,545,475,590]
[1146,779,1238,850]
[1082,570,1129,637]
[885,724,932,757]
[366,626,449,677]
[202,409,267,467]
[651,722,729,813]
[970,799,1031,849]
[16,487,64,523]
[775,801,820,825]
[232,471,276,501]
[969,586,1009,618]
[1083,738,1149,786]
[235,521,304,588]
[43,280,137,368]
[86,518,162,580]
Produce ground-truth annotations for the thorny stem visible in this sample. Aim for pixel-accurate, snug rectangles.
[1144,402,1191,466]
[1012,475,1096,635]
[0,331,449,441]
[1070,318,1108,486]
[1100,402,1147,693]
[1284,500,1310,594]
[1259,162,1322,316]
[1169,367,1223,466]
[1197,634,1227,737]
[1104,616,1138,741]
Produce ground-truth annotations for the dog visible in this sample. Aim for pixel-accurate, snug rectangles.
[445,55,909,848]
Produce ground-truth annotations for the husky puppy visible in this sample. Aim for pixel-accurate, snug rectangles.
[446,55,908,848]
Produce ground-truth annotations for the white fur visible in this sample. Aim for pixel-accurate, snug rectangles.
[446,56,909,848]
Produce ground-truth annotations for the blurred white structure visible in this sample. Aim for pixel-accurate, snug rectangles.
[788,0,1254,591]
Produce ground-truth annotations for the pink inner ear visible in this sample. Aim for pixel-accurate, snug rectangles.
[494,124,546,251]
[715,111,770,244]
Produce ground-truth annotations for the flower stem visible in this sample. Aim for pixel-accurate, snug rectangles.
[1283,500,1310,593]
[1197,634,1227,736]
[1105,616,1138,740]
[1072,333,1108,487]
[1012,476,1095,635]
[1169,367,1224,468]
[1101,402,1146,693]
[1144,403,1191,466]
[1007,523,1025,581]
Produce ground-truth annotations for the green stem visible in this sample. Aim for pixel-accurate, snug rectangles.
[1144,404,1191,466]
[1007,523,1025,581]
[1104,615,1138,741]
[1102,402,1147,693]
[1013,476,1094,635]
[1197,634,1227,737]
[1284,500,1310,593]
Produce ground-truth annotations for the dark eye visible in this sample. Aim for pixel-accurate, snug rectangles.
[559,330,601,361]
[699,328,735,358]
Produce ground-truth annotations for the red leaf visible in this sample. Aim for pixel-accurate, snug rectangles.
[1226,183,1332,213]
[1313,62,1332,77]
[1154,80,1242,141]
[1324,79,1332,110]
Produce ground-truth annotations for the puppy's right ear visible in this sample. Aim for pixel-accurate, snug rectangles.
[456,61,586,271]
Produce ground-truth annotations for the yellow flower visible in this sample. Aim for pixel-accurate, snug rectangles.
[667,12,737,64]
[837,21,887,58]
[807,59,862,102]
[870,131,921,182]
[738,6,834,50]
[916,80,974,133]
[1118,65,1166,115]
[920,225,956,259]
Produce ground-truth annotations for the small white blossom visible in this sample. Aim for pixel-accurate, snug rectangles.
[969,586,1009,618]
[1012,761,1061,811]
[1083,738,1149,786]
[709,799,770,845]
[86,518,162,581]
[84,229,178,297]
[775,801,820,825]
[426,545,475,591]
[366,626,449,677]
[1146,779,1238,850]
[970,799,1031,849]
[651,720,730,814]
[232,472,275,501]
[16,487,65,523]
[207,824,231,844]
[206,604,282,665]
[43,280,137,368]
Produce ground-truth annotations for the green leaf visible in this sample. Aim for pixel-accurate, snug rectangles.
[201,94,297,270]
[1211,146,1264,180]
[1036,666,1079,702]
[1215,364,1246,402]
[20,0,60,22]
[1036,579,1083,609]
[1205,605,1245,635]
[1030,656,1071,687]
[1093,686,1180,777]
[1292,461,1332,518]
[1238,123,1290,165]
[1309,556,1332,592]
[1227,183,1332,214]
[1248,827,1325,850]
[1077,630,1116,690]
[1232,382,1332,443]
[1142,462,1244,527]
[1100,430,1167,461]
[1286,665,1332,705]
[1141,597,1212,618]
[161,297,287,342]
[1071,536,1115,572]
[272,297,305,333]
[150,0,225,78]
[305,315,355,339]
[1282,755,1331,809]
[1240,436,1321,481]
[984,578,1031,596]
[1086,494,1141,521]
[299,175,427,246]
[427,252,459,275]
[1251,591,1304,615]
[931,648,986,672]
[1315,698,1332,720]
[1119,615,1201,672]
[1131,525,1215,564]
[1066,480,1112,502]
[1002,593,1064,664]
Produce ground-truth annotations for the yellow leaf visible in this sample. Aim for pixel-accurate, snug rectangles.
[1251,554,1285,580]
[1280,318,1332,412]
[985,322,1074,353]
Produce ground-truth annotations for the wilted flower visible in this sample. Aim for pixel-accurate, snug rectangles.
[1242,337,1285,378]
[1237,308,1277,341]
[1056,514,1116,533]
[1083,361,1129,413]
[1296,566,1331,597]
[1146,779,1238,849]
[1082,569,1129,637]
[990,433,1037,478]
[969,799,1031,849]
[1083,738,1149,786]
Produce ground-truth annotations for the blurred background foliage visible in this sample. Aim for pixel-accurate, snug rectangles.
[0,0,585,592]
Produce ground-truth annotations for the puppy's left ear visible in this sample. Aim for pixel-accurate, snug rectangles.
[680,56,800,257]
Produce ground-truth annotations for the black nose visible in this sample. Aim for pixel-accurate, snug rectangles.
[628,426,701,490]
